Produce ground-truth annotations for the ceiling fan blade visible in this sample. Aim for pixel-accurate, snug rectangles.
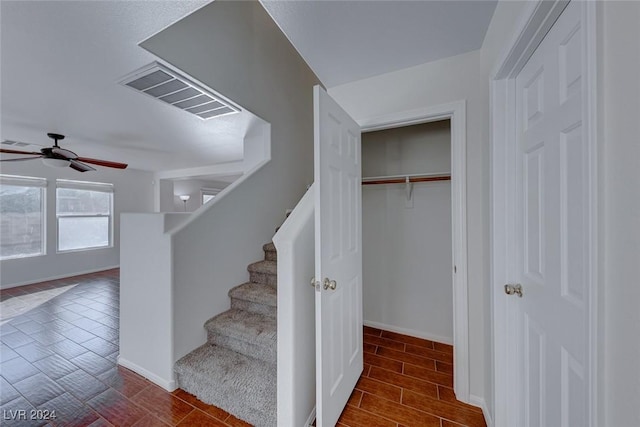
[0,148,42,156]
[76,157,128,169]
[69,160,96,172]
[0,156,42,162]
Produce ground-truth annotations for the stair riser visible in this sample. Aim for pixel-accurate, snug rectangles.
[231,298,276,318]
[264,250,277,262]
[207,332,276,364]
[250,272,277,286]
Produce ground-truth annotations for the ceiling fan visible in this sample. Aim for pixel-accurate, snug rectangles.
[0,133,128,172]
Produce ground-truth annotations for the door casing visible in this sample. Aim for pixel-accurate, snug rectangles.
[490,1,599,426]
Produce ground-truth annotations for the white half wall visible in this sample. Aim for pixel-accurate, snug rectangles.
[273,186,315,427]
[362,121,453,343]
[0,161,154,288]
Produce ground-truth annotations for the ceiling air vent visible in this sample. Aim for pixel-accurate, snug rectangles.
[1,140,31,147]
[119,62,239,120]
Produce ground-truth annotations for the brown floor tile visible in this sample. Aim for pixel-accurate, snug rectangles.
[376,346,437,370]
[368,366,438,399]
[364,334,406,351]
[363,326,383,337]
[347,389,363,407]
[437,386,484,414]
[132,413,171,426]
[338,404,397,427]
[436,360,454,374]
[224,413,253,426]
[98,366,151,398]
[87,388,148,427]
[434,342,454,354]
[58,368,110,402]
[364,352,403,373]
[13,372,66,407]
[172,389,230,421]
[405,344,453,363]
[441,419,467,427]
[402,389,486,427]
[176,410,228,427]
[363,342,377,354]
[131,384,195,425]
[403,363,454,387]
[359,393,441,427]
[355,377,402,402]
[380,330,435,349]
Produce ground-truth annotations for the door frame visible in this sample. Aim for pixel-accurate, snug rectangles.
[359,100,470,402]
[490,1,599,426]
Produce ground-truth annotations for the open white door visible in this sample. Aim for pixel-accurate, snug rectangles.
[313,85,363,427]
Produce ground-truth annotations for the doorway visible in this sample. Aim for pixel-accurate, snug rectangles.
[359,101,469,402]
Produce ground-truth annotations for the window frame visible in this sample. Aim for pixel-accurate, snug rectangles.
[201,187,221,205]
[55,179,114,254]
[0,174,47,261]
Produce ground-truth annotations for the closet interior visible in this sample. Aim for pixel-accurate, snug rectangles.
[361,119,453,344]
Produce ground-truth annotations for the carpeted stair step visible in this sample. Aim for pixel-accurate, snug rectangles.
[229,282,277,318]
[204,308,276,364]
[175,344,276,427]
[247,260,277,286]
[263,242,277,261]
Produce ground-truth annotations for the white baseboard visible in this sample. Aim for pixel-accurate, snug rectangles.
[117,356,176,392]
[363,320,453,345]
[469,394,493,427]
[1,265,120,290]
[304,407,316,427]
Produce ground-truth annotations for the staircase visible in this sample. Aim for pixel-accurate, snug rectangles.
[174,242,278,426]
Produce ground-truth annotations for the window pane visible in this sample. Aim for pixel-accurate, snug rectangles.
[202,194,215,204]
[0,185,44,259]
[57,188,110,215]
[58,217,109,251]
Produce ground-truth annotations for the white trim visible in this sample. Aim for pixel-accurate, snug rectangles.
[117,356,176,392]
[304,407,316,427]
[0,265,119,290]
[469,394,493,427]
[490,2,598,426]
[357,100,469,403]
[363,320,453,346]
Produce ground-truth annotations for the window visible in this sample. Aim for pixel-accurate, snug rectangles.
[201,187,221,205]
[56,180,113,252]
[0,175,47,260]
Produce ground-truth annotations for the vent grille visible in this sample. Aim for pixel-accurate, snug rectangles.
[119,62,239,120]
[1,140,31,147]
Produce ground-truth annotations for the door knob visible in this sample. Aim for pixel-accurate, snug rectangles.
[504,283,523,297]
[311,278,319,289]
[323,278,337,290]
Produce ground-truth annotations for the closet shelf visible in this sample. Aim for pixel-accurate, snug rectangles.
[361,172,451,186]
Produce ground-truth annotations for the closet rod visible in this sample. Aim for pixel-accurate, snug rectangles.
[362,173,451,186]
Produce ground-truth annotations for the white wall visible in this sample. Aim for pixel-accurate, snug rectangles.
[362,121,453,343]
[140,0,322,369]
[601,2,640,426]
[0,161,154,288]
[329,48,488,403]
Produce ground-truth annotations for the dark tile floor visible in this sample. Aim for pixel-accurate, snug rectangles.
[0,270,251,427]
[1,270,486,427]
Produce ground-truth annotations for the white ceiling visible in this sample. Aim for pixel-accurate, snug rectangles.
[1,0,497,174]
[261,0,497,87]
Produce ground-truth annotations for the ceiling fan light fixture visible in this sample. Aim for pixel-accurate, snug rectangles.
[42,157,69,168]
